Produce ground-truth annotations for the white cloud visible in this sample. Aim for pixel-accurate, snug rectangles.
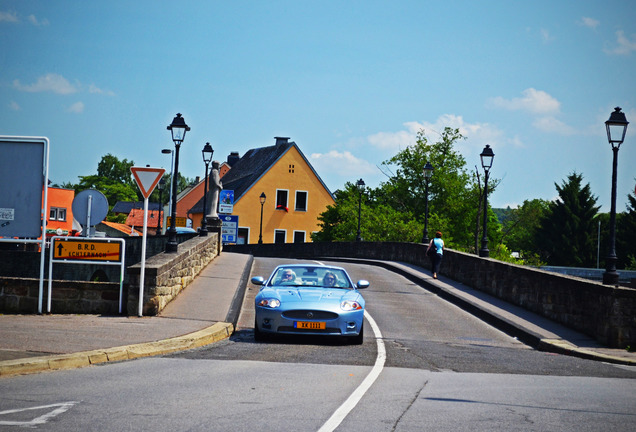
[487,88,561,114]
[311,149,376,175]
[88,84,115,96]
[532,116,577,135]
[605,30,636,55]
[14,73,78,94]
[27,14,49,26]
[540,28,554,43]
[0,11,18,22]
[9,101,20,111]
[67,101,85,113]
[580,17,599,30]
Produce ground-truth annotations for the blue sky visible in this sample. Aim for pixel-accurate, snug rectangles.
[1,1,635,212]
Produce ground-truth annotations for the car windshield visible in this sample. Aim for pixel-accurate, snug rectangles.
[270,267,353,289]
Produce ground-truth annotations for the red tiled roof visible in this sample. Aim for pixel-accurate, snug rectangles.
[125,209,163,230]
[100,221,143,236]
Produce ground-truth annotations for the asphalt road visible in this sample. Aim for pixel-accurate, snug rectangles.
[0,258,634,431]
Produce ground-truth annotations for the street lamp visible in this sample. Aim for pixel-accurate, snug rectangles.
[258,192,266,244]
[356,178,365,242]
[603,107,629,285]
[200,142,214,236]
[156,178,165,235]
[161,148,174,217]
[479,145,494,257]
[421,162,434,244]
[165,113,190,253]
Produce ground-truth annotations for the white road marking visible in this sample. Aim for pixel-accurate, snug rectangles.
[0,401,79,427]
[318,310,386,432]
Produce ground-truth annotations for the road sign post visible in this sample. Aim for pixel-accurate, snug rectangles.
[49,237,126,313]
[131,167,165,316]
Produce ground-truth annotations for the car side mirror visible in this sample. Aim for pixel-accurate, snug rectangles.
[251,276,265,285]
[356,280,369,289]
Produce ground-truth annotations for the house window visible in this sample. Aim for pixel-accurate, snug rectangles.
[295,191,307,211]
[289,164,295,173]
[293,231,306,243]
[49,207,67,221]
[276,189,288,211]
[274,230,286,244]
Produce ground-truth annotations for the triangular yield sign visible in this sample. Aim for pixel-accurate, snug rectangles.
[130,167,166,199]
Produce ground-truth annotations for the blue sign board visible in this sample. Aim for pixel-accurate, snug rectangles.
[219,190,234,214]
[221,215,238,243]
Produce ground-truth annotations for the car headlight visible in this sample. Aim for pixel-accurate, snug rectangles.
[341,300,362,311]
[258,298,281,308]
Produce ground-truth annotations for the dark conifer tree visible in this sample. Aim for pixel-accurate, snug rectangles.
[537,172,600,267]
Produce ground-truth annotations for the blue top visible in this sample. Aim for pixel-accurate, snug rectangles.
[432,238,444,255]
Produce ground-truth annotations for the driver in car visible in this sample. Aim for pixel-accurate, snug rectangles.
[323,272,338,287]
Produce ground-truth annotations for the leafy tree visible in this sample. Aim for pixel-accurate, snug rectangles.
[500,199,550,255]
[616,188,636,269]
[536,172,600,267]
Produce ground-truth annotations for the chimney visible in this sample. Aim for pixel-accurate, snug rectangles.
[227,151,240,167]
[275,137,290,146]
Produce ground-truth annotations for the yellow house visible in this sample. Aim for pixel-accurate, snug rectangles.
[189,137,335,244]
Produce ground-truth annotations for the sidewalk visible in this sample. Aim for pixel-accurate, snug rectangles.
[0,252,252,377]
[1,253,634,378]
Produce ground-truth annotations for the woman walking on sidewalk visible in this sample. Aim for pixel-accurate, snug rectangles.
[427,231,444,279]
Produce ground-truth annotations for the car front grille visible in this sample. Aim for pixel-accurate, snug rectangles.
[282,310,339,320]
[278,326,342,334]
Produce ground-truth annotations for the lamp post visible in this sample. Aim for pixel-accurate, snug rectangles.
[165,113,190,253]
[161,148,174,217]
[200,142,214,236]
[421,162,434,244]
[603,107,629,285]
[156,178,165,235]
[479,145,494,257]
[356,178,365,242]
[258,192,266,244]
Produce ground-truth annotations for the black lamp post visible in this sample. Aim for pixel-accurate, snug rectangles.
[479,145,494,257]
[421,162,434,244]
[200,142,214,236]
[356,178,365,242]
[603,107,629,285]
[258,192,266,244]
[165,113,190,253]
[156,178,165,235]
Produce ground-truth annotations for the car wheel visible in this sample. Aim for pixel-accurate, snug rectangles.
[351,323,364,345]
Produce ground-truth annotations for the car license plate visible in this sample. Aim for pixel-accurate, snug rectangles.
[294,321,326,330]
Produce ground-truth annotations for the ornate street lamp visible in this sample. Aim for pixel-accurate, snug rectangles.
[200,142,214,236]
[156,177,165,235]
[603,107,629,285]
[258,192,266,244]
[479,145,494,257]
[421,162,434,244]
[165,113,190,253]
[356,178,365,242]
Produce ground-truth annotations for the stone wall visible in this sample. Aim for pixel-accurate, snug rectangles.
[126,234,220,316]
[0,232,216,316]
[225,241,636,349]
[0,277,121,315]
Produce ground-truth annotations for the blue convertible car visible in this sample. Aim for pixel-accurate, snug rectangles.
[251,264,369,344]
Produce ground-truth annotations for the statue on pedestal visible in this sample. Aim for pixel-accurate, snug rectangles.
[207,161,222,220]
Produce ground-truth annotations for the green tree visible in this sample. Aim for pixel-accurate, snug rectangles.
[536,172,600,267]
[616,189,636,269]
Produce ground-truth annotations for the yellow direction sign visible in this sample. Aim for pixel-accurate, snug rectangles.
[53,238,122,262]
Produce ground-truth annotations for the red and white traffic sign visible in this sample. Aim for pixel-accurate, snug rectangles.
[130,167,165,199]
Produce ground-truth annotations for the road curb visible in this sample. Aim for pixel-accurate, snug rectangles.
[0,322,233,378]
